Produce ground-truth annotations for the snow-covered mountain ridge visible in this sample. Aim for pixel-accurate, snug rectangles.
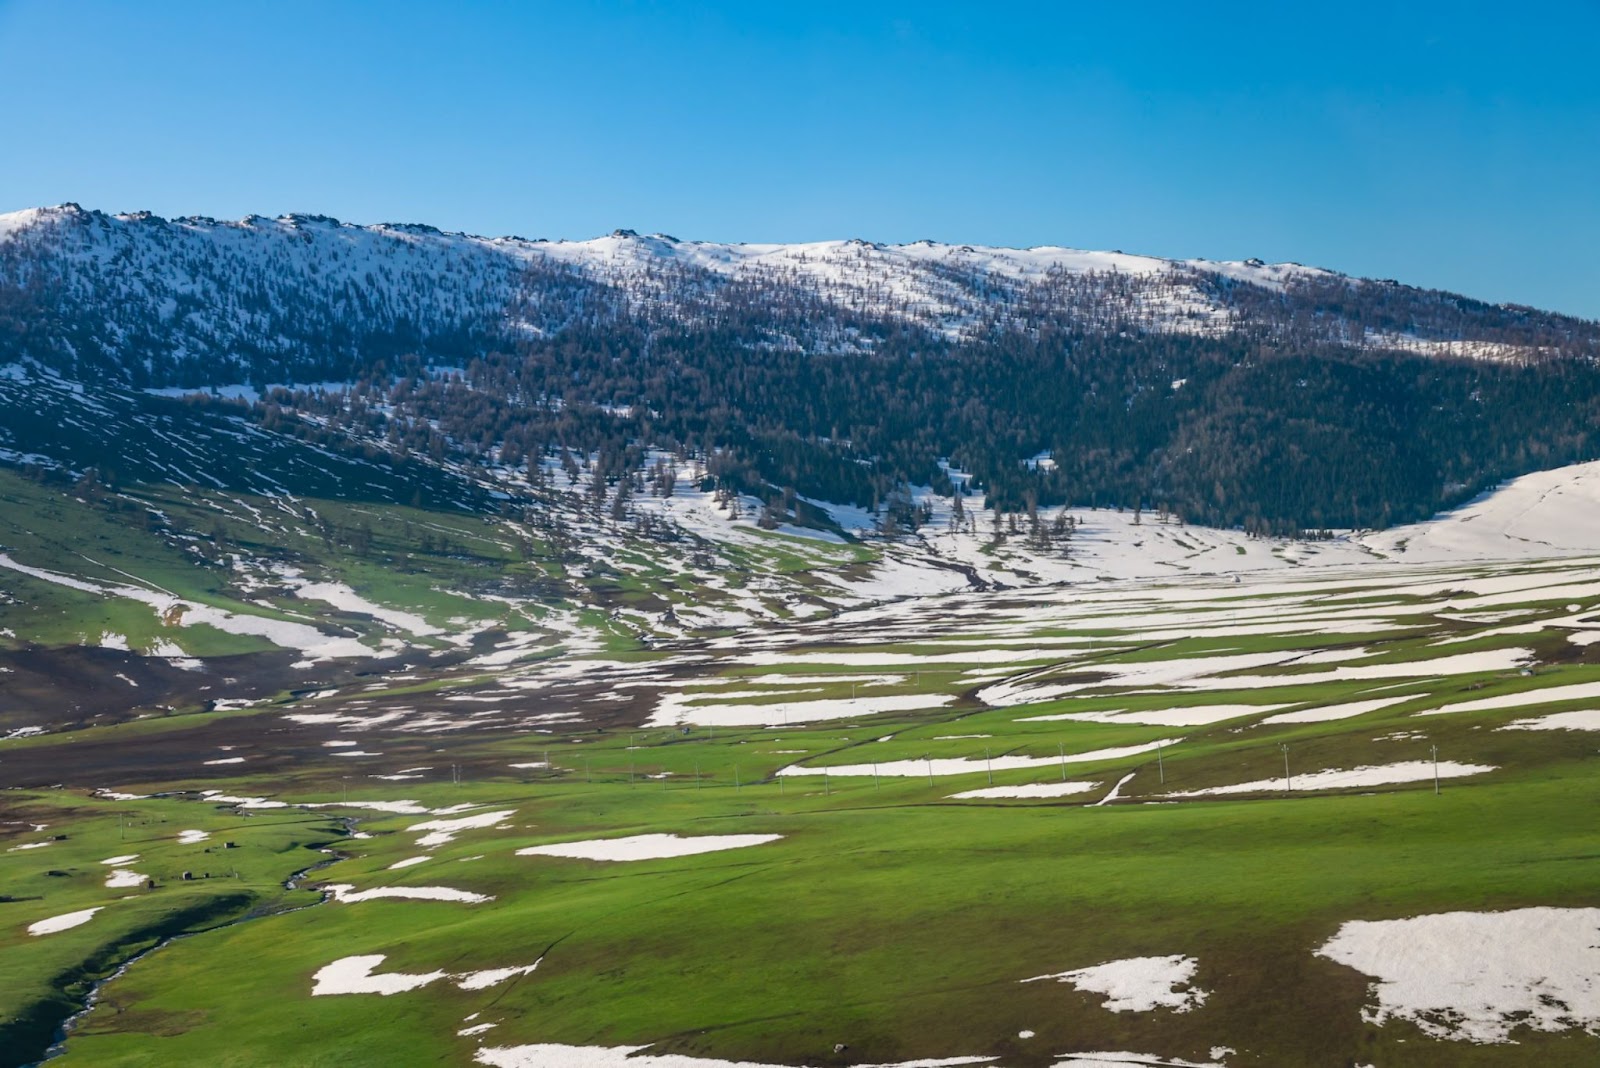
[3,203,1594,386]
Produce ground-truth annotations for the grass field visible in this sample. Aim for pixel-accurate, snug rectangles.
[4,533,1600,1066]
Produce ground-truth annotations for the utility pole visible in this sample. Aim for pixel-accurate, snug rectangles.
[985,747,993,786]
[1431,744,1440,795]
[1156,741,1165,786]
[873,762,879,791]
[926,755,934,788]
[1279,743,1292,793]
[1058,742,1067,782]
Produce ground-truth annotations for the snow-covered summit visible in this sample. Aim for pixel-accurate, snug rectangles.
[0,203,1591,385]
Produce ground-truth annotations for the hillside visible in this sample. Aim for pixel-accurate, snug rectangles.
[4,204,1600,533]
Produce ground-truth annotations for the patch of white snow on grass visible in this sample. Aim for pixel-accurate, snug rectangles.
[649,691,954,728]
[27,907,103,936]
[105,868,147,888]
[1054,1056,1224,1068]
[1315,907,1600,1043]
[407,809,515,847]
[947,781,1100,800]
[1260,696,1413,725]
[1500,709,1600,731]
[778,740,1175,778]
[517,833,781,862]
[311,954,447,996]
[1168,760,1495,797]
[475,1046,994,1067]
[312,954,541,996]
[1023,955,1208,1014]
[323,883,491,904]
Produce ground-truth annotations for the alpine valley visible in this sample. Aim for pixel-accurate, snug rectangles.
[2,205,1599,1068]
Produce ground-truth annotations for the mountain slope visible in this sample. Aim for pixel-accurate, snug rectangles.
[3,202,1600,538]
[4,204,1596,388]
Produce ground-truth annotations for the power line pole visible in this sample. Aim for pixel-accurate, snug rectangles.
[985,747,993,786]
[1431,744,1440,795]
[1058,742,1067,782]
[1279,743,1292,794]
[1156,741,1165,786]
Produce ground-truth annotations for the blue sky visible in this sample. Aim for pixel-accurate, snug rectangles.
[3,1,1596,316]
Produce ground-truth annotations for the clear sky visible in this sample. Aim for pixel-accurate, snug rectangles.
[2,1,1596,316]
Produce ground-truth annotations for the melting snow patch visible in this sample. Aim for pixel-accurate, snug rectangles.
[778,740,1175,779]
[1168,760,1495,797]
[100,854,140,865]
[649,691,955,728]
[517,833,782,862]
[407,809,515,847]
[1054,1057,1223,1068]
[311,954,447,996]
[389,856,430,870]
[177,829,209,844]
[312,954,540,996]
[200,790,289,809]
[27,907,103,936]
[1316,907,1600,1043]
[323,883,491,904]
[1024,955,1208,1013]
[1260,696,1414,725]
[1500,709,1600,732]
[105,868,147,888]
[948,781,1100,800]
[456,963,542,990]
[475,1046,994,1067]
